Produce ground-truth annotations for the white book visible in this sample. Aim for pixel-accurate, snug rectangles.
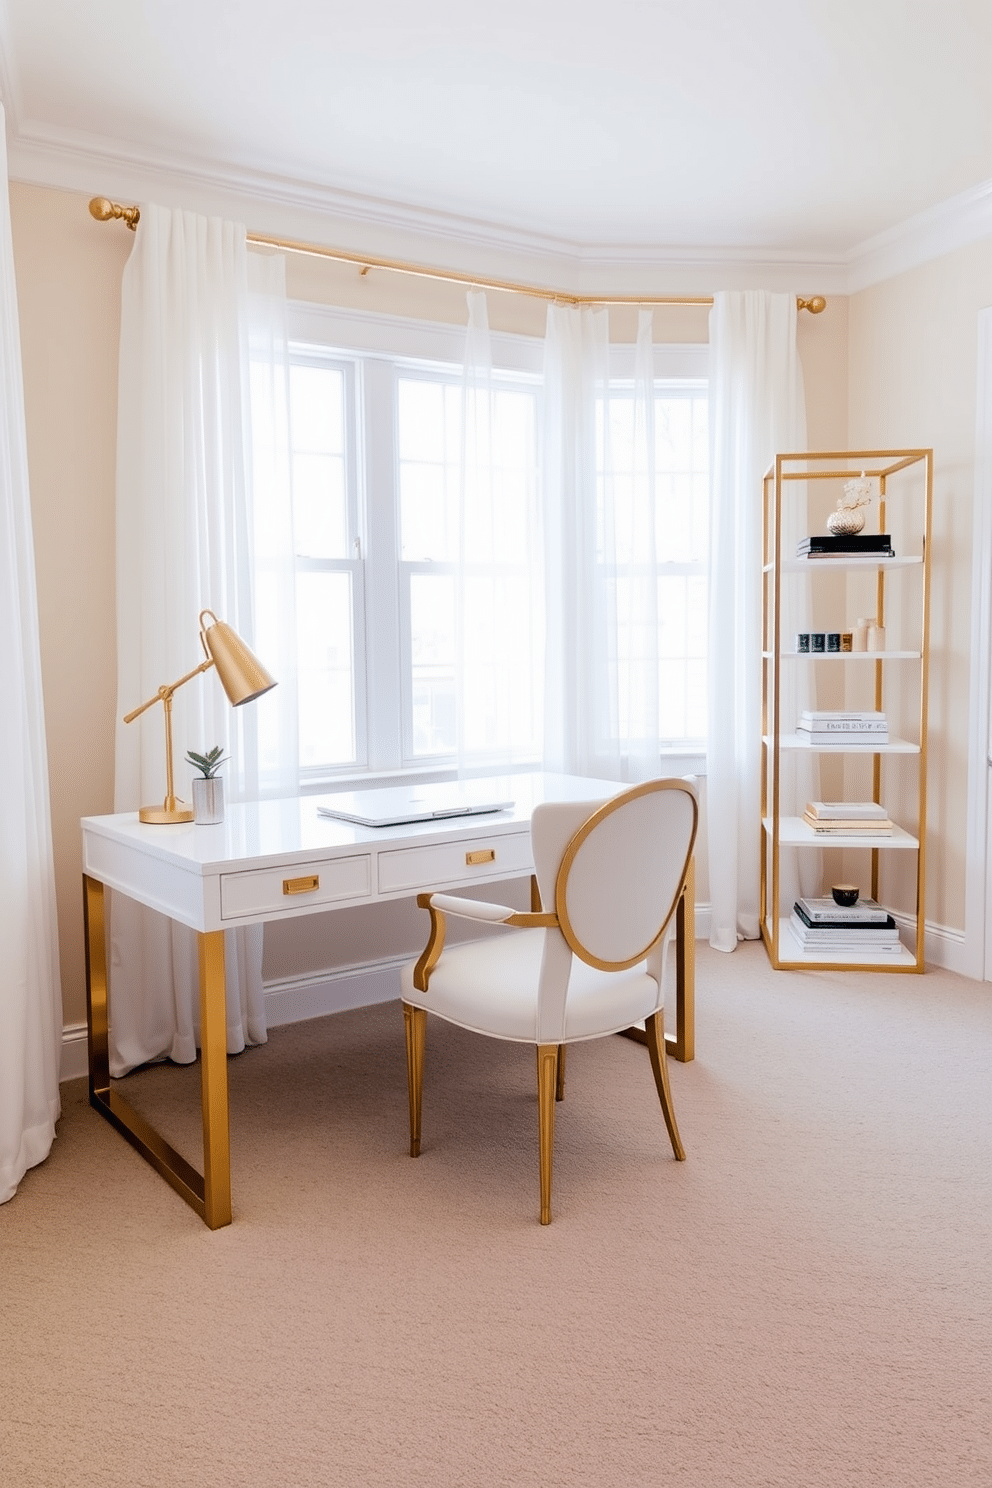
[800,710,887,724]
[788,919,902,952]
[802,815,893,834]
[797,718,888,732]
[790,914,899,942]
[806,800,888,820]
[796,896,892,924]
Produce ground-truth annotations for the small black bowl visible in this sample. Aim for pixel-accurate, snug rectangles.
[831,884,860,907]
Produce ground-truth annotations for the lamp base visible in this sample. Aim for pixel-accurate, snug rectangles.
[138,803,195,824]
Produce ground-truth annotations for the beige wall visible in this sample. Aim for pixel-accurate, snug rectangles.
[848,240,992,929]
[11,180,852,1030]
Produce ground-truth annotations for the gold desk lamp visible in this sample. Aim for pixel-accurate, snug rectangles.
[123,609,277,824]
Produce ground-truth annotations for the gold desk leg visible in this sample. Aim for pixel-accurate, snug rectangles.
[618,857,695,1063]
[198,929,232,1229]
[83,875,233,1230]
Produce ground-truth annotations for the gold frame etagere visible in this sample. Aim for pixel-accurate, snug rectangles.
[760,448,933,973]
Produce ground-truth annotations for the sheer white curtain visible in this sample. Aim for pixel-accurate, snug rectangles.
[0,103,63,1204]
[110,206,296,1076]
[707,290,807,950]
[542,304,662,780]
[455,291,543,774]
[246,253,299,795]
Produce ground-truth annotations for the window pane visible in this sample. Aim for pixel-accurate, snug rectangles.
[398,379,461,561]
[398,379,446,463]
[410,573,455,755]
[290,365,343,454]
[658,574,707,742]
[399,460,456,562]
[289,365,348,560]
[293,452,347,558]
[295,571,356,768]
[461,573,538,753]
[656,393,708,563]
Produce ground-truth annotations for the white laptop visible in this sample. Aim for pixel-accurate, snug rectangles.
[316,780,514,828]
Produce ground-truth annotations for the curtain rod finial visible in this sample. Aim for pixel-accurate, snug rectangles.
[798,295,826,314]
[89,197,140,230]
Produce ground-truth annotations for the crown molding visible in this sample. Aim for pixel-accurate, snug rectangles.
[5,116,851,296]
[12,109,992,298]
[846,176,992,294]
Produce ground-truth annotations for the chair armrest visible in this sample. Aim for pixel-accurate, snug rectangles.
[418,891,558,928]
[411,893,559,992]
[420,892,517,923]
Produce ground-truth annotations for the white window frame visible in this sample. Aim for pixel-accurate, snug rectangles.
[285,302,544,786]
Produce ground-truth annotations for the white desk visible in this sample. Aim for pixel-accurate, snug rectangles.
[82,771,695,1228]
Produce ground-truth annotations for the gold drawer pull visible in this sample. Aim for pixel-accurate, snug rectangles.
[466,849,496,866]
[283,874,320,896]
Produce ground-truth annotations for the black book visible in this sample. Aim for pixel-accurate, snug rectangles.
[797,533,893,556]
[793,900,896,932]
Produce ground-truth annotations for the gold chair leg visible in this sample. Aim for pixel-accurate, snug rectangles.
[555,1043,566,1102]
[403,1002,427,1158]
[537,1044,558,1224]
[644,1011,685,1161]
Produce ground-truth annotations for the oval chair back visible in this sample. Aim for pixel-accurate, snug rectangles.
[551,779,698,971]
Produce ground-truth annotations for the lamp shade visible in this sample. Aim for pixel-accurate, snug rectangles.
[199,610,277,706]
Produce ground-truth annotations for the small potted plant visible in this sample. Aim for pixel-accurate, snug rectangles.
[186,746,228,824]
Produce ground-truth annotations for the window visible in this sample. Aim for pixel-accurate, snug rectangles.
[259,307,708,781]
[273,306,543,781]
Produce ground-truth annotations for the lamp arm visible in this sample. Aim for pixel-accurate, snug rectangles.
[122,657,217,815]
[122,658,216,725]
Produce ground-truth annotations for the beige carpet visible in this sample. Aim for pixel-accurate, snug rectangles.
[1,942,990,1488]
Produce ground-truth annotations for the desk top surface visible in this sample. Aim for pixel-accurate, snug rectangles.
[81,772,624,877]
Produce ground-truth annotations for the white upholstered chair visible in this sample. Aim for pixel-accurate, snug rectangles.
[399,778,699,1224]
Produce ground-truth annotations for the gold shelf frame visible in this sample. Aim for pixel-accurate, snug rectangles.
[759,448,933,974]
[87,198,826,313]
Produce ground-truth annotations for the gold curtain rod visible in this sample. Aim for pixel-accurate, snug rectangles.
[88,198,827,313]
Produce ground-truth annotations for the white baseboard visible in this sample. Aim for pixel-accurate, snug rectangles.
[927,925,970,976]
[60,1022,89,1084]
[263,958,404,1028]
[57,904,975,1082]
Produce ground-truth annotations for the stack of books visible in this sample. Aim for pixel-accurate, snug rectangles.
[797,533,894,559]
[802,801,893,836]
[790,896,902,953]
[796,710,888,744]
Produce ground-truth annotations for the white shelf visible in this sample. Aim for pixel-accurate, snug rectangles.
[764,734,920,754]
[764,555,923,573]
[764,650,921,661]
[766,917,917,968]
[762,816,919,849]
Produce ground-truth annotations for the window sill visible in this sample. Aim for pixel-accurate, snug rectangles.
[299,751,706,796]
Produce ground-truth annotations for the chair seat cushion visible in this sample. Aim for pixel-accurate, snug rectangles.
[400,929,659,1044]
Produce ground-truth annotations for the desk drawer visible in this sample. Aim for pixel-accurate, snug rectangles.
[220,854,372,920]
[378,831,532,896]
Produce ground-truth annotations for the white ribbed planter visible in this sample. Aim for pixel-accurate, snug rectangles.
[192,776,225,824]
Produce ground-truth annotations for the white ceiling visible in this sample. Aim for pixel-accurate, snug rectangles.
[2,0,992,272]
